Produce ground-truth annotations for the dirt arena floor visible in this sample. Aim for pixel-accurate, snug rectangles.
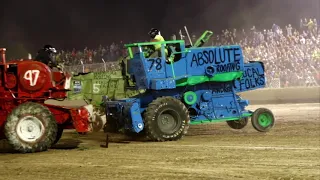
[0,103,319,180]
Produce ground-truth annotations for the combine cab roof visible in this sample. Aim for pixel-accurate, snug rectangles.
[124,40,185,58]
[124,40,185,47]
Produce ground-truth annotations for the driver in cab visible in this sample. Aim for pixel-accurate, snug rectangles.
[148,28,168,58]
[35,44,61,70]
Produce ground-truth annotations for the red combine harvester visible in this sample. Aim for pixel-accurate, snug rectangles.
[0,48,93,153]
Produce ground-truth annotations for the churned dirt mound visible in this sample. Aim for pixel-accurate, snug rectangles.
[0,103,319,180]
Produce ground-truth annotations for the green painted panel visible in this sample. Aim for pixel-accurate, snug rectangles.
[67,71,140,107]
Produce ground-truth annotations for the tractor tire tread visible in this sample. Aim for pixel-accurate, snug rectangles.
[4,102,57,153]
[144,97,190,142]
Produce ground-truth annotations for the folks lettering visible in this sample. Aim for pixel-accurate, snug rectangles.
[235,67,265,91]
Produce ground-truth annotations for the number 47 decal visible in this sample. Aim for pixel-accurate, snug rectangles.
[24,70,40,86]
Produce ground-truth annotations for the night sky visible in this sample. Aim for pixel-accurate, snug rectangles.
[0,0,319,54]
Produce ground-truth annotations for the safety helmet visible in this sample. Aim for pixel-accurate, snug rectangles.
[43,44,57,54]
[148,28,160,38]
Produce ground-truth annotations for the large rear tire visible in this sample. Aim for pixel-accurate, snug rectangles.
[4,102,58,153]
[144,97,190,141]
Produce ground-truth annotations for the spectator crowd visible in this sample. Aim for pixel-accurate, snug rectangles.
[60,18,319,87]
[212,18,319,87]
[56,42,128,66]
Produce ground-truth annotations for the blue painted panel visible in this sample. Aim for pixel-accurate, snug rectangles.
[129,102,144,133]
[128,55,148,89]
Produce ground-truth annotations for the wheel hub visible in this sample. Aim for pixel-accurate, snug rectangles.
[16,116,45,143]
[27,125,34,132]
[258,113,272,127]
[160,114,175,126]
[157,111,179,134]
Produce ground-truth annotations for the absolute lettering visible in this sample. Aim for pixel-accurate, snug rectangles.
[190,47,241,68]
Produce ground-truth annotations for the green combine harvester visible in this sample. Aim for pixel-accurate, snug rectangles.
[67,70,139,106]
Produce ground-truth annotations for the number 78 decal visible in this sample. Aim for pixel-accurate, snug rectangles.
[24,70,40,86]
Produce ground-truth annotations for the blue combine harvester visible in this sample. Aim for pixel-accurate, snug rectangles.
[103,31,275,141]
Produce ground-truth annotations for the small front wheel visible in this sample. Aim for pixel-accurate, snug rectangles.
[251,108,275,132]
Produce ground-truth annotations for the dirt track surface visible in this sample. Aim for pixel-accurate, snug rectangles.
[0,103,319,180]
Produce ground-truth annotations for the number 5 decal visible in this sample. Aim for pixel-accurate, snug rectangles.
[24,70,40,86]
[93,84,100,93]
